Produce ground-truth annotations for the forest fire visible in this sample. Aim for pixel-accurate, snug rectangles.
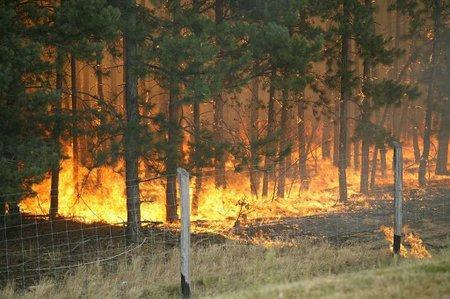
[19,143,433,230]
[380,225,431,259]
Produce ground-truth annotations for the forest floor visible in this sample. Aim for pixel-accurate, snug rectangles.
[1,178,449,297]
[234,179,449,250]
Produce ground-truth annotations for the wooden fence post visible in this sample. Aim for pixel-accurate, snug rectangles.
[391,141,403,256]
[177,168,191,298]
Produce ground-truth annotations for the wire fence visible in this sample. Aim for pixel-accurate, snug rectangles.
[0,145,449,293]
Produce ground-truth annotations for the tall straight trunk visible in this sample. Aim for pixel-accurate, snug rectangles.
[346,101,352,168]
[353,141,360,169]
[192,99,202,214]
[298,93,308,188]
[81,64,91,165]
[369,148,379,190]
[70,54,79,194]
[262,68,276,197]
[192,0,202,213]
[398,103,409,140]
[380,145,387,176]
[165,86,180,222]
[360,0,373,194]
[96,57,105,101]
[49,51,64,220]
[95,55,105,185]
[411,107,421,162]
[277,90,289,198]
[213,0,226,189]
[249,78,260,197]
[360,140,370,193]
[436,100,449,174]
[393,4,402,140]
[419,0,440,186]
[338,0,350,202]
[370,107,388,190]
[123,0,141,242]
[322,113,331,159]
[333,97,340,167]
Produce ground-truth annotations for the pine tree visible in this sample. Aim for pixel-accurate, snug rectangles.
[0,1,58,224]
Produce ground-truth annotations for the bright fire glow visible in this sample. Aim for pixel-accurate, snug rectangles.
[20,143,444,235]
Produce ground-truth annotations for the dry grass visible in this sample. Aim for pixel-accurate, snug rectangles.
[2,238,448,298]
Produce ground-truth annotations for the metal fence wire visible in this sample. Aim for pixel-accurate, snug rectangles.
[0,144,449,294]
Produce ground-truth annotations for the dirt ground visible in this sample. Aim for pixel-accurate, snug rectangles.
[236,180,449,249]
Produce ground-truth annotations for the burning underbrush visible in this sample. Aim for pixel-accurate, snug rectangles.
[19,144,446,233]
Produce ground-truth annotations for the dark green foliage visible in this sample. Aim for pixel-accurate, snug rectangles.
[0,1,58,220]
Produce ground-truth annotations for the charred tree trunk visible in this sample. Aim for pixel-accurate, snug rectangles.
[436,100,449,174]
[369,148,379,190]
[338,0,350,202]
[380,145,387,176]
[249,78,260,197]
[298,93,308,188]
[70,54,79,194]
[360,40,371,194]
[322,112,331,159]
[49,51,64,221]
[411,107,421,163]
[123,0,141,242]
[277,90,289,198]
[262,68,276,197]
[213,0,226,189]
[165,86,180,222]
[419,0,440,186]
[95,56,105,185]
[360,140,370,194]
[192,99,202,214]
[192,0,203,213]
[333,97,340,167]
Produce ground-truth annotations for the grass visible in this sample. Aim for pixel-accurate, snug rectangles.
[1,239,448,298]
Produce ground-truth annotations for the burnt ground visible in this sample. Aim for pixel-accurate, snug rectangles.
[1,178,449,288]
[236,179,450,250]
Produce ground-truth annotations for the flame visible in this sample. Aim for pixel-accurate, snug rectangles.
[380,225,431,258]
[19,142,446,234]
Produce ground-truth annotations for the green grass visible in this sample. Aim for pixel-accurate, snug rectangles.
[1,241,448,298]
[216,249,450,299]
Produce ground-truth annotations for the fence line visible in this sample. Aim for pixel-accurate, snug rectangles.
[1,142,449,295]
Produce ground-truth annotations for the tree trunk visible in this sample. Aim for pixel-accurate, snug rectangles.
[436,99,449,175]
[192,99,202,215]
[213,0,226,189]
[165,85,180,222]
[353,141,360,170]
[338,0,350,202]
[419,0,440,186]
[192,0,203,214]
[369,148,378,190]
[380,145,387,176]
[359,35,373,194]
[70,54,79,194]
[333,97,340,167]
[360,0,373,195]
[49,51,64,221]
[277,90,289,198]
[95,56,105,185]
[322,113,331,159]
[298,92,308,188]
[262,69,277,197]
[123,0,141,242]
[411,107,421,163]
[360,140,370,194]
[397,103,409,141]
[249,78,260,197]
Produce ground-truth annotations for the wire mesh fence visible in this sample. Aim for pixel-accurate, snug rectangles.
[1,145,449,292]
